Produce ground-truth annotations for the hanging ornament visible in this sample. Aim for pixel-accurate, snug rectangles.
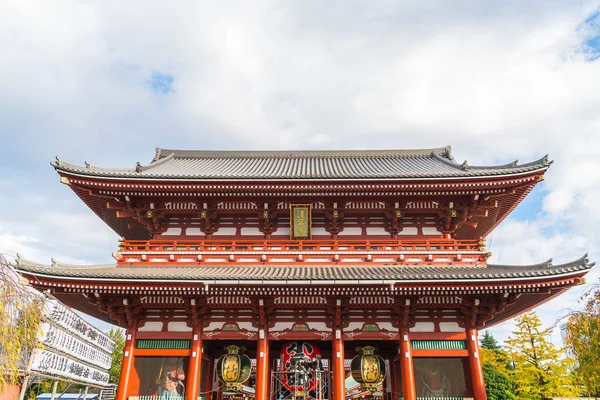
[216,345,252,392]
[350,346,386,391]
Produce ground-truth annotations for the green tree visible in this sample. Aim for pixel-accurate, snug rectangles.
[480,332,517,399]
[0,254,43,390]
[108,327,125,384]
[480,331,511,375]
[482,363,516,400]
[565,284,600,396]
[505,312,581,400]
[481,330,502,351]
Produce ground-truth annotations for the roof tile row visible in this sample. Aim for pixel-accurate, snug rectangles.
[53,147,551,180]
[14,255,593,282]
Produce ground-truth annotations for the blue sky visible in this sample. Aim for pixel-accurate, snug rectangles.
[148,72,175,94]
[1,0,600,344]
[582,9,600,59]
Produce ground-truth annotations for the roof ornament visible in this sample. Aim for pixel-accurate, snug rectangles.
[542,154,550,166]
[85,161,91,169]
[512,160,518,167]
[55,156,61,166]
[135,162,143,173]
[153,147,161,162]
[462,160,469,171]
[443,146,452,159]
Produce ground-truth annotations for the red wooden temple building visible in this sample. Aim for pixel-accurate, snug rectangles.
[15,147,593,400]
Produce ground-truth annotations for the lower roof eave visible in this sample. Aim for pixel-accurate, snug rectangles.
[15,253,594,287]
[20,270,589,287]
[482,287,569,328]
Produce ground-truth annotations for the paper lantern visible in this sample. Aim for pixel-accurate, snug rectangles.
[350,346,386,391]
[280,342,323,397]
[216,345,252,392]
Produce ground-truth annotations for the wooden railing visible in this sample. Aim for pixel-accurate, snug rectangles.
[114,239,488,265]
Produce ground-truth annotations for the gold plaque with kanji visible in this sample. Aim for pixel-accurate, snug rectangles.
[290,204,312,240]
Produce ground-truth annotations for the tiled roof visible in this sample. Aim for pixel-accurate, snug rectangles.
[52,147,551,180]
[15,255,593,283]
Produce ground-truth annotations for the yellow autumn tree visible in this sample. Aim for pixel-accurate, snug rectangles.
[565,284,600,396]
[0,254,44,390]
[505,312,581,400]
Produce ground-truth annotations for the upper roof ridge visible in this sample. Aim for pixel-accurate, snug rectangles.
[431,152,554,172]
[488,254,592,270]
[14,254,116,271]
[154,147,453,160]
[488,258,554,269]
[467,154,553,170]
[52,156,137,173]
[50,258,117,270]
[52,145,551,180]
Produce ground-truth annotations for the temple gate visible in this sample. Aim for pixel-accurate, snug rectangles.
[15,147,594,400]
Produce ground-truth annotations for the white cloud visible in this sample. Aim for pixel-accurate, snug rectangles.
[0,180,119,264]
[1,0,600,337]
[487,216,600,343]
[0,230,41,261]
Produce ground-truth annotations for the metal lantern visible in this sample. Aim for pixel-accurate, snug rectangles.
[216,345,252,392]
[350,346,386,391]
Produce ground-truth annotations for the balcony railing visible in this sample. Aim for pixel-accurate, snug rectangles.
[114,239,488,265]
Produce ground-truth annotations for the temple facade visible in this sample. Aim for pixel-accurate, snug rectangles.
[15,147,594,400]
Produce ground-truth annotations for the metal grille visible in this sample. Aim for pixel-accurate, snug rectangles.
[411,340,467,350]
[136,339,191,349]
[101,384,117,400]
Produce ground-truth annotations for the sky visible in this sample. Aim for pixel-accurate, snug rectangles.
[1,0,600,345]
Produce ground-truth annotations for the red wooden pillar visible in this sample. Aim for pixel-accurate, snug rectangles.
[332,327,346,400]
[186,323,204,400]
[204,356,215,400]
[467,328,487,400]
[389,358,399,400]
[399,328,416,400]
[116,326,137,400]
[255,328,270,400]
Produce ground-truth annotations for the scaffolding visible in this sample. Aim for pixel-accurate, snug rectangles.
[270,370,331,400]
